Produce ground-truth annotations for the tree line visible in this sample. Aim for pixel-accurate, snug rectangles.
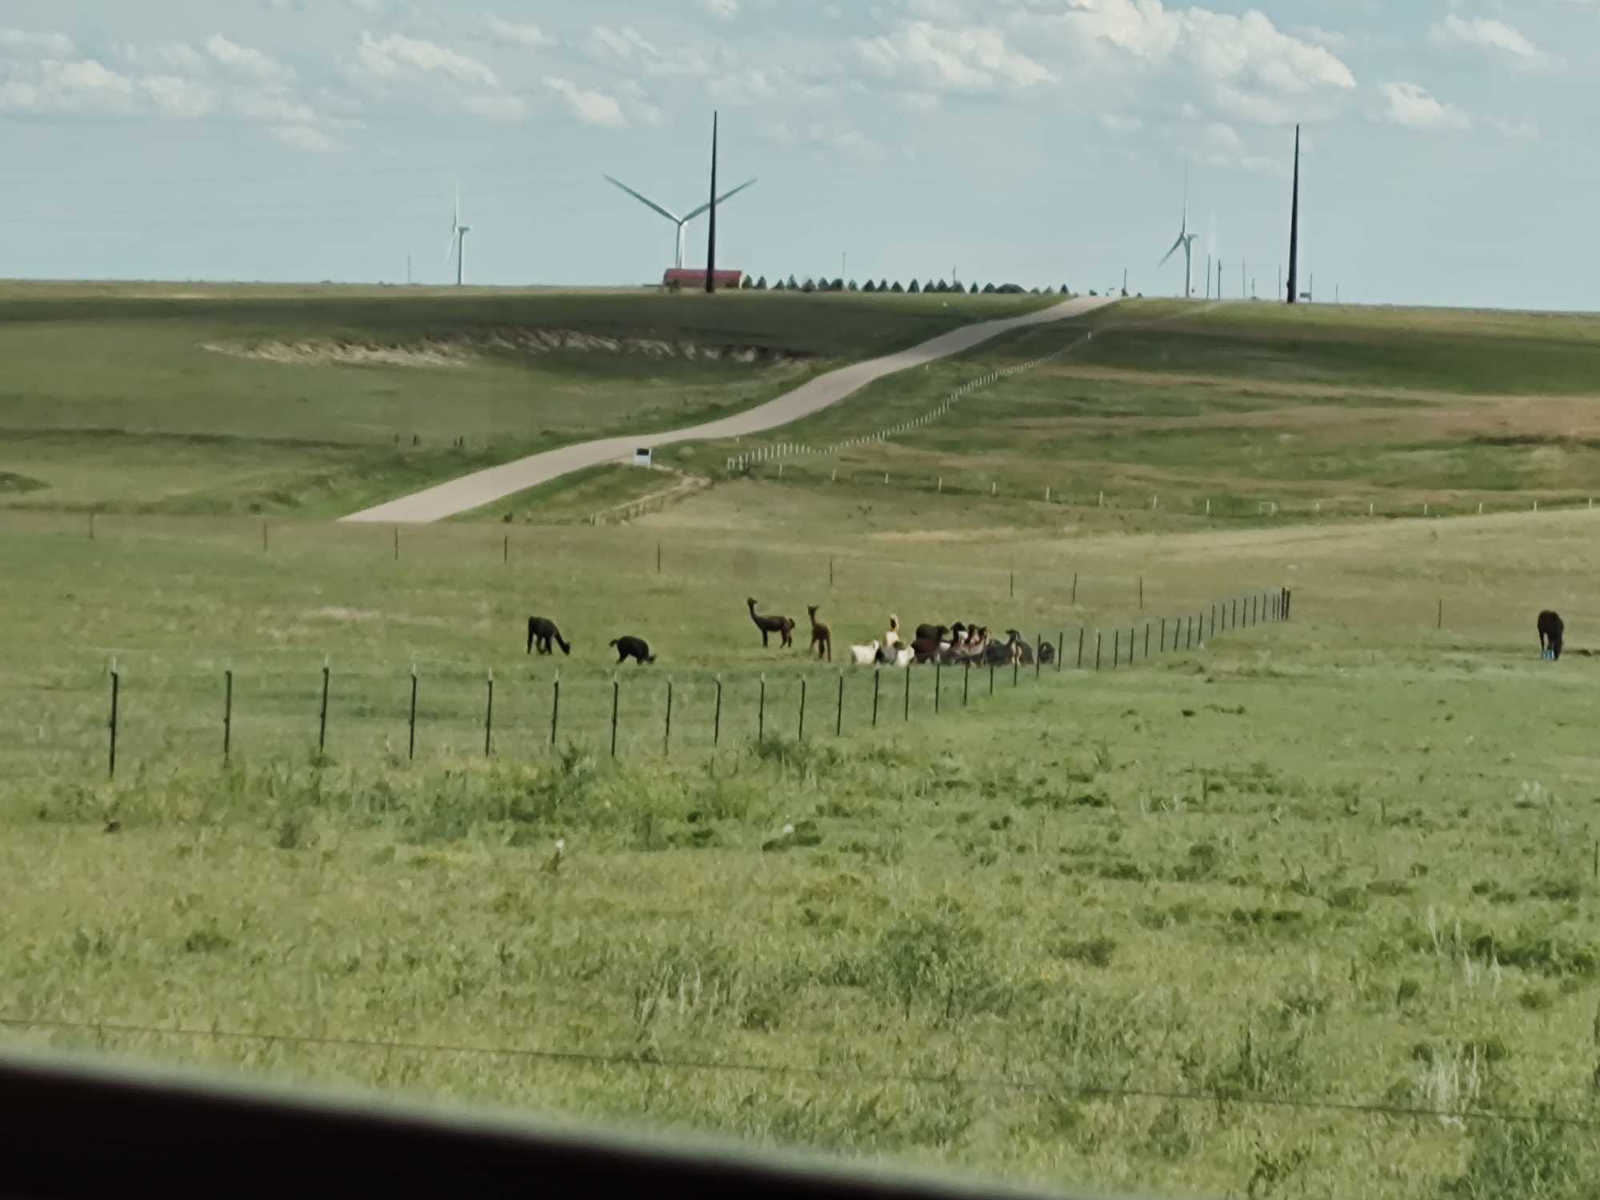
[737,276,1077,296]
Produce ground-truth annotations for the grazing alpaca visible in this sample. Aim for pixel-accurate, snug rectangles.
[807,604,832,661]
[525,616,571,656]
[850,640,880,666]
[609,635,656,665]
[1538,610,1565,660]
[747,597,795,648]
[884,614,902,649]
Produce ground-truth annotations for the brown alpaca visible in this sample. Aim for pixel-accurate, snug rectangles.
[746,597,795,648]
[807,604,832,662]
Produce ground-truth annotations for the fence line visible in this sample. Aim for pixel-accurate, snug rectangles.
[2,1012,1593,1132]
[70,588,1291,780]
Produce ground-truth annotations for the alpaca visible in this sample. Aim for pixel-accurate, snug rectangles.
[525,616,571,656]
[850,640,880,666]
[609,636,656,665]
[746,597,795,648]
[807,604,832,662]
[914,623,949,644]
[883,614,902,649]
[891,646,915,668]
[1538,610,1565,660]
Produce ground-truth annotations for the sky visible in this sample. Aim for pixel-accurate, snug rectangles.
[1,0,1595,310]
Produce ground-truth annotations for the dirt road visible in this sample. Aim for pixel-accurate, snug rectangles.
[341,295,1114,524]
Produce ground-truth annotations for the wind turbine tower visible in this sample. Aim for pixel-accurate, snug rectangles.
[448,184,470,287]
[1287,124,1301,305]
[1159,171,1199,298]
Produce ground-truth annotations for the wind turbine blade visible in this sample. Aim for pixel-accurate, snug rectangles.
[603,175,682,224]
[681,177,757,222]
[1158,233,1186,266]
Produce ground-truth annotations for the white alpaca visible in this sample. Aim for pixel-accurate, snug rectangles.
[892,646,915,668]
[849,640,880,666]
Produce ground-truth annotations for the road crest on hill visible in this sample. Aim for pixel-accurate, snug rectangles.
[341,295,1116,525]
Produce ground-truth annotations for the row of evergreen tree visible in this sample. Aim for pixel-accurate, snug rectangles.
[738,276,1073,297]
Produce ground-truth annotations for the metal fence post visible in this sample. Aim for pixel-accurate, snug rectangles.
[664,679,673,756]
[318,659,330,757]
[713,675,722,747]
[903,664,911,721]
[223,669,233,766]
[758,675,766,741]
[550,674,560,749]
[835,673,844,737]
[484,670,495,757]
[935,660,942,713]
[1076,628,1085,669]
[1095,632,1102,671]
[107,661,120,780]
[1057,631,1065,672]
[798,678,807,740]
[408,666,418,761]
[610,676,620,758]
[872,670,881,727]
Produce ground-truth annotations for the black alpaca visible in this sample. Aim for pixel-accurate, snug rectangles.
[610,636,656,665]
[746,598,795,648]
[1538,610,1565,661]
[526,616,571,656]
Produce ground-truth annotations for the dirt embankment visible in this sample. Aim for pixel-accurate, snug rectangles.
[202,329,811,370]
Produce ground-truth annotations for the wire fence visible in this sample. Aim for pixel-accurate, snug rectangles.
[12,588,1292,781]
[4,1010,1595,1132]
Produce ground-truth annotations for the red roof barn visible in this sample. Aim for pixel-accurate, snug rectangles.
[662,268,744,290]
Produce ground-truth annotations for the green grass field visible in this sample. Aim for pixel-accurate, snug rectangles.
[6,287,1600,1199]
[0,284,1047,517]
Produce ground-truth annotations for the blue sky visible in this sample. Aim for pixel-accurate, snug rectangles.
[0,0,1594,310]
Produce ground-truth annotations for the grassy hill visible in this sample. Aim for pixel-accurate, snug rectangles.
[0,284,1048,517]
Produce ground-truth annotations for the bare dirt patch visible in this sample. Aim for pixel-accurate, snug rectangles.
[203,330,812,370]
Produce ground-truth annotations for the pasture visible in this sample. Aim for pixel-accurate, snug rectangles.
[5,287,1600,1199]
[0,284,1046,518]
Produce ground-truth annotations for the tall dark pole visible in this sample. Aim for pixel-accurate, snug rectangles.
[705,111,718,294]
[1286,124,1300,305]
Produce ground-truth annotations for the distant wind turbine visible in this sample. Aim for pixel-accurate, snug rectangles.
[447,182,470,287]
[604,173,757,270]
[1159,170,1198,299]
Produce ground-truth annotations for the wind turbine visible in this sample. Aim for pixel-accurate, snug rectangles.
[447,183,470,286]
[1159,169,1198,298]
[604,173,756,269]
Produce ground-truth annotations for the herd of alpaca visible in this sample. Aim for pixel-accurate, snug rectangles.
[525,616,656,665]
[746,603,1048,670]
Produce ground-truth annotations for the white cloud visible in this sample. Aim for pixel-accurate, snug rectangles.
[354,32,498,88]
[702,0,740,18]
[0,28,74,56]
[139,74,215,118]
[462,92,527,122]
[204,34,292,82]
[270,123,340,152]
[544,76,627,127]
[487,16,552,49]
[1011,1,1356,125]
[855,21,1054,93]
[1429,15,1545,64]
[1490,116,1539,140]
[1379,81,1470,131]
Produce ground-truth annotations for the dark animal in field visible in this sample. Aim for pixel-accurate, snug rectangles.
[1038,640,1056,666]
[911,636,944,664]
[1538,610,1565,661]
[525,616,571,656]
[914,623,949,643]
[807,604,832,662]
[609,636,656,665]
[747,598,795,648]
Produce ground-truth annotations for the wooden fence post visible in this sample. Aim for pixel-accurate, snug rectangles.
[1071,573,1079,605]
[1113,629,1120,669]
[1076,628,1085,669]
[1095,632,1102,671]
